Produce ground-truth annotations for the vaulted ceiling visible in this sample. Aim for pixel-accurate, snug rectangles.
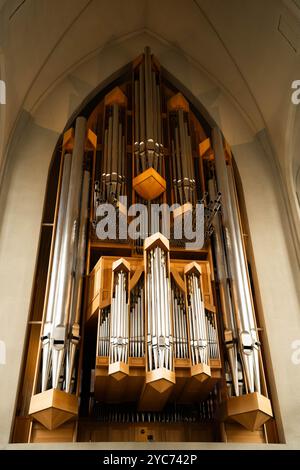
[0,0,299,189]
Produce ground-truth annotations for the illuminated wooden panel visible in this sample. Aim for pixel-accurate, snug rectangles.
[29,389,78,431]
[167,92,189,112]
[199,137,211,157]
[224,392,273,431]
[144,231,169,252]
[62,127,97,151]
[94,356,145,403]
[30,421,75,443]
[108,361,129,381]
[190,363,211,383]
[133,168,166,200]
[104,86,128,107]
[224,422,266,443]
[138,370,176,412]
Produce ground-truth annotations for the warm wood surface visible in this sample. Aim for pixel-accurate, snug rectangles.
[77,420,216,442]
[133,168,166,201]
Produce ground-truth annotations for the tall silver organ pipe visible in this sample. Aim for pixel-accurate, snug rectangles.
[169,106,196,206]
[145,235,173,372]
[130,278,145,358]
[65,170,90,393]
[185,266,208,366]
[212,127,261,394]
[41,153,71,392]
[110,265,130,365]
[40,116,89,392]
[51,117,87,389]
[134,47,163,175]
[208,177,239,396]
[97,103,126,206]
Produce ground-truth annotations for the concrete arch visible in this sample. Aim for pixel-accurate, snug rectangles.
[0,30,300,446]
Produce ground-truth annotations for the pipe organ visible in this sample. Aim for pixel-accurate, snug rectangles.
[145,234,173,374]
[13,48,277,444]
[185,263,209,368]
[94,88,127,209]
[109,259,130,376]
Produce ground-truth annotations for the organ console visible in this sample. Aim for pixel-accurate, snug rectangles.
[13,47,277,444]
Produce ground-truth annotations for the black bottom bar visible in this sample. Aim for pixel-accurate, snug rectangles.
[0,450,298,467]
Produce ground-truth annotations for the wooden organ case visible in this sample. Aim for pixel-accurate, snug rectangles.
[12,48,279,444]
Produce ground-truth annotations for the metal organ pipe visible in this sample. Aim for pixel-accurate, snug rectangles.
[169,106,195,206]
[110,266,129,365]
[41,153,71,392]
[208,177,239,396]
[212,127,261,394]
[134,47,163,176]
[51,116,87,389]
[226,164,260,393]
[96,100,126,210]
[65,170,90,393]
[40,116,90,393]
[111,103,118,197]
[185,267,208,366]
[139,60,145,147]
[145,236,173,372]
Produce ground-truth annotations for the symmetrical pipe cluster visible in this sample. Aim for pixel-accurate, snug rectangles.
[97,252,220,375]
[169,106,196,206]
[94,100,126,209]
[41,117,90,393]
[110,266,130,365]
[145,242,174,372]
[133,47,164,177]
[185,268,209,366]
[209,127,261,397]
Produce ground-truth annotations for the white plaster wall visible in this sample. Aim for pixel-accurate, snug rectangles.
[0,31,299,447]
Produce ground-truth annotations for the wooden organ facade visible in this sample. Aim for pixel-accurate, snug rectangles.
[12,48,278,444]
